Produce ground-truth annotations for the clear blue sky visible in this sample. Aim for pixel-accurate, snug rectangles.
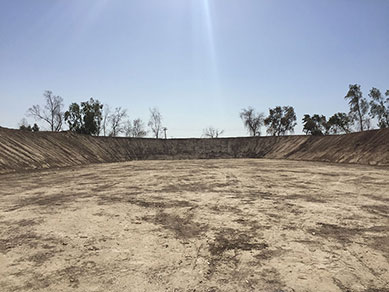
[1,0,388,137]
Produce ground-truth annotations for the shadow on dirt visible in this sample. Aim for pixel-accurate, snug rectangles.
[205,227,270,281]
[6,192,93,212]
[142,210,207,239]
[209,228,268,257]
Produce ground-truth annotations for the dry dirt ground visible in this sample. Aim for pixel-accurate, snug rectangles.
[0,159,388,292]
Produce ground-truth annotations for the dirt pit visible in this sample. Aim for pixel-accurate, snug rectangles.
[0,159,388,292]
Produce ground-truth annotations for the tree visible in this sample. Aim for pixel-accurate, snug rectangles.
[19,125,32,131]
[19,118,32,131]
[82,98,103,135]
[124,118,147,138]
[28,90,64,131]
[64,103,83,133]
[203,127,224,138]
[162,127,168,139]
[124,120,132,137]
[108,107,127,137]
[264,106,296,136]
[303,115,318,135]
[101,104,111,136]
[64,98,103,135]
[148,107,163,138]
[369,87,389,129]
[239,107,264,136]
[32,123,40,132]
[302,114,328,135]
[327,112,352,134]
[132,118,147,137]
[19,119,40,132]
[345,84,370,131]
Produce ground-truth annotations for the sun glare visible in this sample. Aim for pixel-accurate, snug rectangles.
[200,0,223,103]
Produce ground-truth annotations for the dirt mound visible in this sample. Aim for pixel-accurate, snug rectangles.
[0,126,388,173]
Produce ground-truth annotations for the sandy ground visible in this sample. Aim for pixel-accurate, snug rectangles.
[0,159,388,292]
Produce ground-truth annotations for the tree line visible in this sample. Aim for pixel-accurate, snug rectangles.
[239,84,389,137]
[20,83,389,137]
[22,91,165,138]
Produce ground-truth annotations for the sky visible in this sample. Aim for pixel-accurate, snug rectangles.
[1,0,388,137]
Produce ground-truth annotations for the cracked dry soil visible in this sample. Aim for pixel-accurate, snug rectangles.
[0,159,388,292]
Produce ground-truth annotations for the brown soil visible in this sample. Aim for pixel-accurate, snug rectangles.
[0,159,388,292]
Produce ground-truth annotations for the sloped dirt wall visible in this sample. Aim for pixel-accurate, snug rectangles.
[0,127,388,174]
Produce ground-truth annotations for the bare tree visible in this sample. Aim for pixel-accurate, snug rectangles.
[28,90,64,131]
[239,107,264,136]
[124,119,147,138]
[203,126,224,138]
[124,120,133,137]
[132,118,147,137]
[108,107,127,137]
[19,118,30,129]
[101,104,111,136]
[148,107,163,138]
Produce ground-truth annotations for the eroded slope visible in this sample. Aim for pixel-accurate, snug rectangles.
[1,127,389,174]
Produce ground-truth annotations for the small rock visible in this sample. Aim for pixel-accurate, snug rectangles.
[88,246,99,251]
